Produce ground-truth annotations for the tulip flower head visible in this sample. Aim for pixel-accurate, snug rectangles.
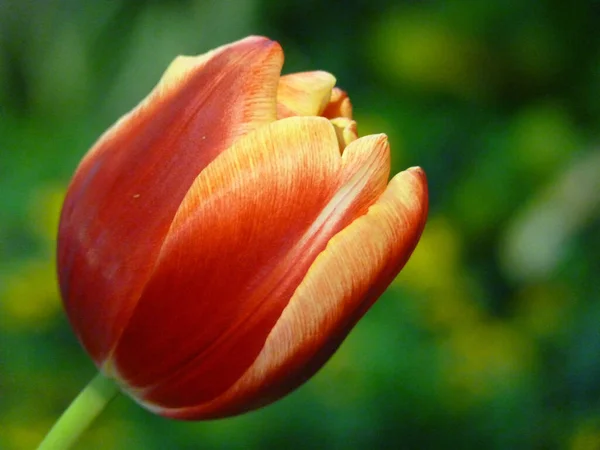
[57,36,428,420]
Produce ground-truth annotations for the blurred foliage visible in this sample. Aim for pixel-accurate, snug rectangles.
[1,0,599,449]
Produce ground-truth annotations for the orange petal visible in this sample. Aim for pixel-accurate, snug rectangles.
[58,36,283,365]
[276,71,336,118]
[111,118,391,409]
[148,168,428,419]
[322,87,353,119]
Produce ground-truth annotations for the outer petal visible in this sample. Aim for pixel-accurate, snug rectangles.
[111,117,391,408]
[149,168,428,419]
[58,36,283,365]
[276,71,336,118]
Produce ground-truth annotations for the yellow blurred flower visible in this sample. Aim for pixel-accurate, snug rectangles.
[441,321,536,405]
[27,185,65,248]
[1,259,61,331]
[1,421,49,450]
[570,419,600,450]
[369,9,490,99]
[1,185,65,331]
[513,282,574,338]
[397,216,538,405]
[397,216,484,331]
[397,216,462,291]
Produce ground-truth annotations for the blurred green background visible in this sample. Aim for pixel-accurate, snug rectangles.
[1,0,600,449]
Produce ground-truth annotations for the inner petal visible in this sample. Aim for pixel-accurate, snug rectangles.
[276,71,336,118]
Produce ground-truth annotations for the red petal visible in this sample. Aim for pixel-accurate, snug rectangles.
[112,117,391,409]
[148,168,428,419]
[58,36,283,365]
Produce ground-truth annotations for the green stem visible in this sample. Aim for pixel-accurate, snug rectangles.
[37,372,120,450]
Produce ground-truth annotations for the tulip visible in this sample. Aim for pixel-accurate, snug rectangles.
[56,36,428,422]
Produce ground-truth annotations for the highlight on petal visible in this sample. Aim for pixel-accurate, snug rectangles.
[322,87,353,119]
[276,71,337,118]
[143,167,428,419]
[110,119,392,411]
[58,36,284,365]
